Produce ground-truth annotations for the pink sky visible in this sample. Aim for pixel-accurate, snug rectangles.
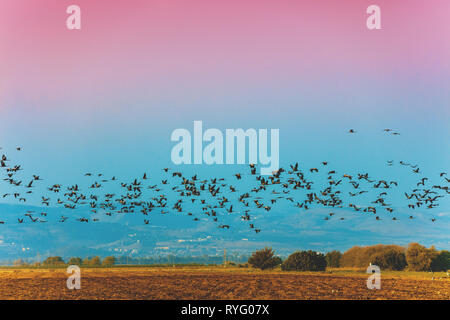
[1,0,449,107]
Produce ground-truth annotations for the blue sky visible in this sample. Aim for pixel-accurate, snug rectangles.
[1,1,449,259]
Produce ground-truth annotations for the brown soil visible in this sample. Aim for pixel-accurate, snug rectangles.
[0,268,448,300]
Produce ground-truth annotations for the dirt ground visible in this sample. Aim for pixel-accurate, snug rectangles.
[0,267,448,300]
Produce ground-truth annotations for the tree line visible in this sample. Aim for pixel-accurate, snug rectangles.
[14,256,116,267]
[247,243,450,272]
[11,242,450,272]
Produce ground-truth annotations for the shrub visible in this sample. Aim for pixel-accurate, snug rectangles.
[281,250,326,271]
[89,256,102,266]
[430,250,450,272]
[43,256,65,266]
[325,250,342,268]
[248,247,281,270]
[13,259,26,266]
[68,257,82,266]
[370,249,406,270]
[271,256,283,267]
[406,243,439,271]
[102,256,116,266]
[341,244,406,268]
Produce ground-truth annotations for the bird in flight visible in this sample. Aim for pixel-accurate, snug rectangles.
[0,129,447,234]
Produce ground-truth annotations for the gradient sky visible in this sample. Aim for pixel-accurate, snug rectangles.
[0,0,449,258]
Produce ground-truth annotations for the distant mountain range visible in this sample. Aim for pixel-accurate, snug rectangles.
[0,203,449,263]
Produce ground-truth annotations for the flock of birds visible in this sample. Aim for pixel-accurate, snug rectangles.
[0,129,449,233]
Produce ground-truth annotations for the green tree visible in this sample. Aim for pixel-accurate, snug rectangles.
[430,250,450,272]
[340,244,406,268]
[68,257,82,266]
[43,256,65,266]
[13,258,25,266]
[325,250,342,268]
[248,247,281,270]
[281,250,327,271]
[371,249,406,270]
[102,256,116,266]
[406,243,439,271]
[271,256,283,267]
[89,256,102,266]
